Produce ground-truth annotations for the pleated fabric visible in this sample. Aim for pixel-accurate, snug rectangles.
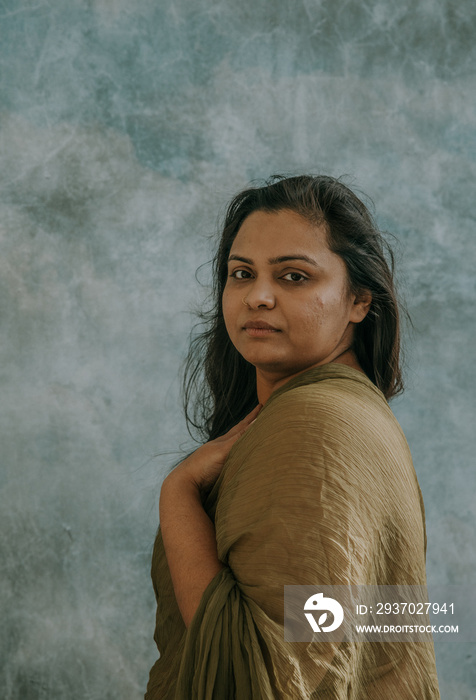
[145,364,440,699]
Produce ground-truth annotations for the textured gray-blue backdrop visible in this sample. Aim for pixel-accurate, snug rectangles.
[1,1,475,698]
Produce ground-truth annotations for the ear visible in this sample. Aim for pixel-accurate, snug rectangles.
[349,289,372,324]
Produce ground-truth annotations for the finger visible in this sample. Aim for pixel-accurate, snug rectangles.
[244,403,263,420]
[225,405,263,442]
[226,404,262,436]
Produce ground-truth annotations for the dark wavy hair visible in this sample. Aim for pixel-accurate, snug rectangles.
[184,175,405,442]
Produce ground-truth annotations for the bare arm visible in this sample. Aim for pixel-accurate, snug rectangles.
[159,470,225,628]
[159,405,261,628]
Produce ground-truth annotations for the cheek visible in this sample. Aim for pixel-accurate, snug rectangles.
[222,289,237,333]
[299,296,326,327]
[295,294,348,337]
[286,300,323,344]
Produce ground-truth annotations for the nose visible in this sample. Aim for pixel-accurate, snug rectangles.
[244,280,276,309]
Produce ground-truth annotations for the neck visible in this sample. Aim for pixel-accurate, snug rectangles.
[255,349,364,404]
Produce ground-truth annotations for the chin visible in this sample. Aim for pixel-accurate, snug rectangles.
[244,354,296,373]
[239,350,281,368]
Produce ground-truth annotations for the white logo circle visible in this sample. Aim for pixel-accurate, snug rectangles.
[304,593,344,632]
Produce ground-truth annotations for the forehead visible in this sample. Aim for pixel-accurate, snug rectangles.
[230,209,330,255]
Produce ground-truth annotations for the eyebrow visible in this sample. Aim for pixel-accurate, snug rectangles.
[228,254,320,267]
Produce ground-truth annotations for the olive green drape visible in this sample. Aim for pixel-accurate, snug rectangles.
[145,364,440,699]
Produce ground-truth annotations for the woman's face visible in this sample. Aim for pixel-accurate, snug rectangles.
[222,209,370,382]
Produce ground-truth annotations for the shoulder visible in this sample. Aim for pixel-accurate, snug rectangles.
[235,374,411,476]
[261,375,395,435]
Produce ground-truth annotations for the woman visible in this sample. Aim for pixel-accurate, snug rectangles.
[145,175,440,699]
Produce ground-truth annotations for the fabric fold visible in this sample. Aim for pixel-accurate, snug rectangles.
[176,567,274,699]
[145,364,440,699]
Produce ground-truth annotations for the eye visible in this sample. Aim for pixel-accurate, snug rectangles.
[282,271,308,282]
[230,269,252,280]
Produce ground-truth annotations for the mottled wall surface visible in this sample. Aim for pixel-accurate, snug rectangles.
[1,1,475,697]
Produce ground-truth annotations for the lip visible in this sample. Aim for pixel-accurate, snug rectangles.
[243,320,280,330]
[243,320,281,337]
